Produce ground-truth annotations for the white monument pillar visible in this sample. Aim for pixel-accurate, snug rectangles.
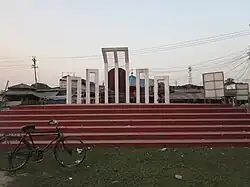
[102,49,109,104]
[136,69,149,104]
[154,76,170,104]
[86,69,99,104]
[76,77,82,104]
[102,47,130,104]
[125,50,130,103]
[114,51,119,104]
[66,76,72,104]
[66,76,82,104]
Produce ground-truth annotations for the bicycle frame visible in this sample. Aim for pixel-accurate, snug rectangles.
[12,125,64,153]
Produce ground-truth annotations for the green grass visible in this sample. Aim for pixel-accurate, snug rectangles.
[5,147,250,187]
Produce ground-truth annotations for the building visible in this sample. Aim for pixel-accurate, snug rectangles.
[59,75,101,103]
[129,73,154,87]
[4,73,243,106]
[59,75,87,89]
[1,83,65,106]
[0,90,3,101]
[108,69,205,103]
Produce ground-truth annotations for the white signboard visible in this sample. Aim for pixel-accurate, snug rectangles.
[203,72,225,99]
[236,83,249,101]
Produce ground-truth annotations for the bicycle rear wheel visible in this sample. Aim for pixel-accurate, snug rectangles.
[0,134,31,171]
[54,136,87,168]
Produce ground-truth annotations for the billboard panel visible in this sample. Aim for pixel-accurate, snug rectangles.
[215,81,224,89]
[203,72,225,99]
[236,83,249,101]
[214,73,223,81]
[205,90,215,98]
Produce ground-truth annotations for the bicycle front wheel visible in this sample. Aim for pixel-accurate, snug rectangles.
[54,136,87,168]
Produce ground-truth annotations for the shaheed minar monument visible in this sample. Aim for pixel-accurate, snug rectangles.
[65,47,247,105]
[65,47,170,105]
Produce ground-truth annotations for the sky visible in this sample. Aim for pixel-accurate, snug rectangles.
[0,0,250,89]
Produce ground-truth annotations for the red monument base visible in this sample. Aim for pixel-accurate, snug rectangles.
[1,104,250,147]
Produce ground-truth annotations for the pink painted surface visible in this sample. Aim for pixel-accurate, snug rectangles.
[1,104,249,147]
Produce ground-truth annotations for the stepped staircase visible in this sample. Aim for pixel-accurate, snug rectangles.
[1,104,250,147]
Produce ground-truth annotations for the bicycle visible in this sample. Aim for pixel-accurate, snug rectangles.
[0,120,87,172]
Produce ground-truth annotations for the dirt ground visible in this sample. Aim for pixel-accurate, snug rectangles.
[0,171,13,187]
[3,147,250,187]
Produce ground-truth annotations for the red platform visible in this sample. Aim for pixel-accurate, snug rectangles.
[1,103,250,147]
[8,103,233,110]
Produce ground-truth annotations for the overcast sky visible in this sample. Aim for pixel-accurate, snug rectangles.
[0,0,250,89]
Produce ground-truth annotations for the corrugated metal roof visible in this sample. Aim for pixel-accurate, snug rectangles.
[5,90,59,98]
[8,84,36,90]
[170,92,204,100]
[35,92,59,98]
[5,90,36,96]
[45,96,66,100]
[5,101,22,106]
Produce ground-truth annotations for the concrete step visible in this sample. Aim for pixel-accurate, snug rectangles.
[1,139,250,147]
[0,113,248,121]
[2,131,250,141]
[0,108,246,115]
[0,125,250,134]
[1,119,250,126]
[9,103,233,110]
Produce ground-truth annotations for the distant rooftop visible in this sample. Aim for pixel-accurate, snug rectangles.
[8,83,61,92]
[60,76,95,85]
[8,83,36,90]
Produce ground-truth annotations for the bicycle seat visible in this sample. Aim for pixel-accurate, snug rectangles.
[21,124,36,133]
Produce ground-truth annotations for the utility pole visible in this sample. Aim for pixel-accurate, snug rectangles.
[4,80,9,91]
[247,46,250,60]
[31,56,38,84]
[1,80,9,105]
[188,66,192,85]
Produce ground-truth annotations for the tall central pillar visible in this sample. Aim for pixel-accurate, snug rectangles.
[114,51,119,104]
[101,47,130,104]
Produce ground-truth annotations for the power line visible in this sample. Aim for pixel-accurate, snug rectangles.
[131,29,250,53]
[190,50,248,68]
[239,48,250,80]
[133,49,248,73]
[193,54,248,71]
[40,29,250,60]
[0,29,249,63]
[234,60,249,81]
[130,31,250,55]
[248,47,250,60]
[225,58,249,78]
[147,52,248,74]
[169,53,249,84]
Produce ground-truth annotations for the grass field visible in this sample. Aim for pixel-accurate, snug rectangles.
[4,147,250,187]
